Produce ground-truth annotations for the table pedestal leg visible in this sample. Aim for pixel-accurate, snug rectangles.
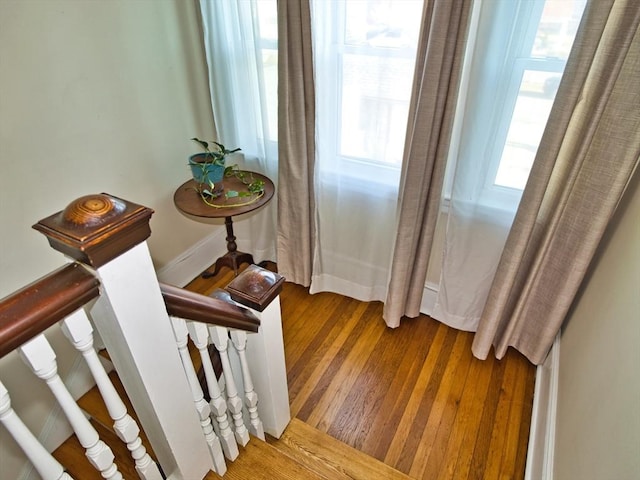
[202,216,255,278]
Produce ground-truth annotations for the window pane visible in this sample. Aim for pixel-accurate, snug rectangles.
[495,0,586,191]
[531,0,586,60]
[339,0,422,166]
[340,53,414,165]
[256,1,278,142]
[344,0,422,48]
[256,1,277,44]
[495,70,555,189]
[262,50,278,142]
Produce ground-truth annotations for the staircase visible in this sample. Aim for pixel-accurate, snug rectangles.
[2,193,412,479]
[54,367,412,480]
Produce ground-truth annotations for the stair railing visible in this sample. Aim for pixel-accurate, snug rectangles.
[0,192,291,480]
[160,264,291,462]
[0,263,104,480]
[0,261,164,480]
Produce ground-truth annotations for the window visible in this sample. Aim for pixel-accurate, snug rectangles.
[312,0,424,186]
[491,0,586,191]
[452,0,586,210]
[255,1,278,145]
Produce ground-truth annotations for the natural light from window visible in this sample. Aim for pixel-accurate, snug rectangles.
[255,0,586,193]
[256,1,278,143]
[494,0,586,190]
[339,1,423,167]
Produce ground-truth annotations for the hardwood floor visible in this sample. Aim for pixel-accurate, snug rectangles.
[186,264,536,480]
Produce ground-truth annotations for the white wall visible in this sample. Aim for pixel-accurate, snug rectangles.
[553,178,640,479]
[0,1,219,477]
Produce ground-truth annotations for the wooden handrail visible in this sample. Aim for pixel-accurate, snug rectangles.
[160,283,260,333]
[0,263,100,359]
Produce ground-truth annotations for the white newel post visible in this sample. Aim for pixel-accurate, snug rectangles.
[33,194,212,480]
[225,265,291,438]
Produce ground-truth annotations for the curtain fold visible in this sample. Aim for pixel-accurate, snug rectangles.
[309,1,423,302]
[383,0,473,328]
[276,0,316,287]
[198,0,278,263]
[472,0,640,364]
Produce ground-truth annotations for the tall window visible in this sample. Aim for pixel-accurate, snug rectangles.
[492,0,586,191]
[432,0,588,330]
[255,1,278,145]
[455,0,587,209]
[313,0,424,186]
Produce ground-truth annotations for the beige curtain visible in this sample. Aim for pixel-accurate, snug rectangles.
[276,0,316,286]
[472,0,640,365]
[383,0,473,328]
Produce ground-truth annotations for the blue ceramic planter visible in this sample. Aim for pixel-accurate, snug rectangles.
[189,153,225,185]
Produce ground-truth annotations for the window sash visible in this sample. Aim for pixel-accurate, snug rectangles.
[449,0,586,211]
[312,0,422,187]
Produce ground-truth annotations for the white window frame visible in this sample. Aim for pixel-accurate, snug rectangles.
[314,0,422,188]
[254,1,278,159]
[482,0,564,208]
[449,0,584,212]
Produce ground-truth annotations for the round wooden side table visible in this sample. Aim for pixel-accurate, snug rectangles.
[173,171,275,278]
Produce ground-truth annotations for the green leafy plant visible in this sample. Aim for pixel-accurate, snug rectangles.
[193,164,266,208]
[223,165,266,199]
[191,138,241,167]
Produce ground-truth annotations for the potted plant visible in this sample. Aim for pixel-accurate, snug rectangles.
[189,137,241,197]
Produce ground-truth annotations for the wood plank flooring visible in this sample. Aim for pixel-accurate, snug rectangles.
[186,264,536,480]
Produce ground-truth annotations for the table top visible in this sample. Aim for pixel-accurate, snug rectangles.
[174,171,274,219]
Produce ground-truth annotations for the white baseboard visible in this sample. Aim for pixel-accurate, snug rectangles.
[419,282,439,316]
[156,229,227,287]
[525,334,560,480]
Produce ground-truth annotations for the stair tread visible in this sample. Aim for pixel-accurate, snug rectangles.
[268,418,413,480]
[205,435,328,480]
[62,348,409,479]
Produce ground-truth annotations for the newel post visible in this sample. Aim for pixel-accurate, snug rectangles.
[226,265,291,437]
[33,194,212,480]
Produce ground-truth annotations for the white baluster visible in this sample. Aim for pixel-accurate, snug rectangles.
[186,321,239,461]
[0,380,74,480]
[61,309,163,480]
[18,335,123,480]
[209,326,250,447]
[170,316,226,475]
[229,330,265,440]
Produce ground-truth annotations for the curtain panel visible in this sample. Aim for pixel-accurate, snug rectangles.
[199,0,278,263]
[276,0,316,287]
[383,0,473,328]
[472,0,640,364]
[278,0,425,301]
